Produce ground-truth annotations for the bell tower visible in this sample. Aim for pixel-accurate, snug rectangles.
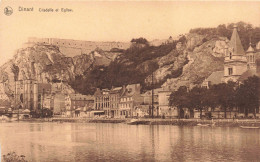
[223,25,247,82]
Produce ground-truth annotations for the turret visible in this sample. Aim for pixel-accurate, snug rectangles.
[246,42,256,70]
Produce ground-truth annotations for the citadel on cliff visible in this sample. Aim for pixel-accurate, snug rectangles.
[24,37,130,57]
[0,23,260,118]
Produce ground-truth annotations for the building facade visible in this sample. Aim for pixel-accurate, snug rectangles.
[119,84,143,118]
[109,87,123,118]
[65,94,94,117]
[94,88,110,116]
[15,80,52,112]
[158,90,178,117]
[94,87,124,118]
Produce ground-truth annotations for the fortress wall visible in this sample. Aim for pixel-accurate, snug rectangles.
[27,38,130,56]
[22,42,35,48]
[28,37,50,44]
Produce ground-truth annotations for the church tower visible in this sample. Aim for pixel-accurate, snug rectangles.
[223,25,247,82]
[246,42,256,70]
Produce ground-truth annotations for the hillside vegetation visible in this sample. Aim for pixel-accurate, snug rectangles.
[70,37,186,94]
[0,21,259,100]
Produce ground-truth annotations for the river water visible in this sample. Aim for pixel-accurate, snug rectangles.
[0,122,260,162]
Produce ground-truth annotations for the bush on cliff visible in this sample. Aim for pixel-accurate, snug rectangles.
[70,36,184,94]
[189,21,260,50]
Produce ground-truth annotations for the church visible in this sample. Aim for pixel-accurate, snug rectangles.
[203,25,260,87]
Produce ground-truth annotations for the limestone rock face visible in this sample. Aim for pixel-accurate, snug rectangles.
[72,54,94,76]
[0,44,120,102]
[0,34,229,101]
[162,38,224,90]
[144,35,225,90]
[186,33,205,50]
[145,49,188,84]
[212,39,229,57]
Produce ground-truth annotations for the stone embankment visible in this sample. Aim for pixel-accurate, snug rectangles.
[45,118,260,127]
[127,118,260,127]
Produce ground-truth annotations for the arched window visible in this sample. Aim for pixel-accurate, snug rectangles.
[250,55,253,62]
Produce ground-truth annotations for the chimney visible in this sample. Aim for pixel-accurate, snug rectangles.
[122,85,126,92]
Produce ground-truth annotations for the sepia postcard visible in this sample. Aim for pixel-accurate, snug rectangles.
[0,0,260,161]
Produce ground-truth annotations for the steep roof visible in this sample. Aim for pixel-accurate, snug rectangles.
[238,69,259,82]
[230,26,245,55]
[246,43,255,53]
[206,71,224,85]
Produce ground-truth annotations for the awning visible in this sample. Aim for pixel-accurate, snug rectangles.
[76,108,82,111]
[91,111,105,113]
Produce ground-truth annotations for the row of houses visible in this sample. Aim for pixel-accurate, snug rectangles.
[93,84,177,118]
[1,80,176,118]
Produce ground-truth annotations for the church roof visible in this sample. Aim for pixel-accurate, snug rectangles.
[230,25,245,55]
[238,69,259,82]
[206,71,224,85]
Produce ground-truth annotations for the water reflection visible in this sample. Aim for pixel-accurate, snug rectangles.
[0,123,260,162]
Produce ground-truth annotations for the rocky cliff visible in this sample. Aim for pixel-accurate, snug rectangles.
[0,43,122,102]
[161,37,226,90]
[0,32,232,101]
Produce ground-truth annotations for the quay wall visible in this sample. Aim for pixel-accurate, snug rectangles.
[30,118,260,127]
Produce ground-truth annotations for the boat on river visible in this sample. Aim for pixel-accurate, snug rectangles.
[127,119,138,125]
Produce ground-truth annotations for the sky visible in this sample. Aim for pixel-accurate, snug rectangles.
[0,1,260,66]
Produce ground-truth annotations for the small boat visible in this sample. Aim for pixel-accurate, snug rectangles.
[9,117,18,122]
[197,123,210,127]
[126,119,138,125]
[240,126,259,129]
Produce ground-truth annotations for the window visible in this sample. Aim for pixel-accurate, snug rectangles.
[228,68,233,75]
[229,52,232,59]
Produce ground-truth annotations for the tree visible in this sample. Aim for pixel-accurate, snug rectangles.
[130,37,149,45]
[11,64,19,81]
[188,86,208,118]
[211,82,237,118]
[169,86,189,118]
[236,76,259,117]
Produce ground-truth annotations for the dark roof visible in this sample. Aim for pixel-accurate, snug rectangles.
[69,94,94,100]
[238,69,259,82]
[230,26,245,55]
